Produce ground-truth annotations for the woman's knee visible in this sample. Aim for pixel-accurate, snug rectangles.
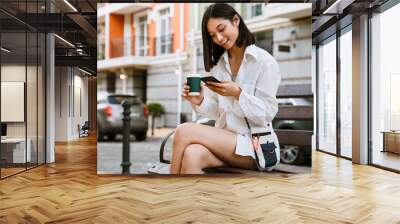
[173,123,198,145]
[181,144,208,172]
[175,123,197,138]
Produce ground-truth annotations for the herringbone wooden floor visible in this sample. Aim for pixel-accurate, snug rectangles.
[1,135,400,223]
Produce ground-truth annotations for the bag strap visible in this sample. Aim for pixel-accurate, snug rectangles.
[244,117,251,132]
[244,117,271,137]
[243,87,270,137]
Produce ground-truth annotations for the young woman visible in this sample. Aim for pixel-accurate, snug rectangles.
[170,3,281,174]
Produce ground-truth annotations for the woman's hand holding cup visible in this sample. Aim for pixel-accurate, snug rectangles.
[182,74,204,106]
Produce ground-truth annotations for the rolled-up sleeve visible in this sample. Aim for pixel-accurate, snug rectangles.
[234,61,281,124]
[192,86,219,120]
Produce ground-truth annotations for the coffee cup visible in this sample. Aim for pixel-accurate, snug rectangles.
[187,74,201,96]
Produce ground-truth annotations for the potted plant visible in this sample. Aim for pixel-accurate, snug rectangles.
[146,102,165,136]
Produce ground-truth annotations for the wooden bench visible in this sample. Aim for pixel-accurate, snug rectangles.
[275,84,313,141]
[151,84,313,175]
[274,84,313,164]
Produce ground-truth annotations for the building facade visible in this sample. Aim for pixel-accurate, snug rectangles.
[97,3,312,128]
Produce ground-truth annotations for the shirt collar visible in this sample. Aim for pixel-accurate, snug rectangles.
[221,44,258,64]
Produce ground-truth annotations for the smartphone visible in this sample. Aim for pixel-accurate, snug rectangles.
[200,76,221,83]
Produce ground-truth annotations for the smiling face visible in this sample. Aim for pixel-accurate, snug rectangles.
[207,15,240,50]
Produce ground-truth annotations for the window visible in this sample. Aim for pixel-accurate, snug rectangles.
[254,31,273,55]
[137,16,148,56]
[251,4,263,17]
[97,22,105,60]
[0,1,46,179]
[339,27,352,158]
[106,73,116,93]
[317,36,337,155]
[247,3,264,18]
[390,75,400,130]
[370,3,400,171]
[158,8,172,55]
[196,47,204,71]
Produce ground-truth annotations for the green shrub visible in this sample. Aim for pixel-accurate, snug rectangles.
[147,103,165,117]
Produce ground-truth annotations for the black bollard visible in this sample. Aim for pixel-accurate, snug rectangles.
[151,115,155,136]
[121,100,132,174]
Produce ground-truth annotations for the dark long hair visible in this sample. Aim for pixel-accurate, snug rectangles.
[201,3,255,72]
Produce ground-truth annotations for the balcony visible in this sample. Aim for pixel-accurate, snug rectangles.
[98,34,176,71]
[109,34,174,58]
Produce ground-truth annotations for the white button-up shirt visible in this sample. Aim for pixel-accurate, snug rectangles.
[193,44,281,159]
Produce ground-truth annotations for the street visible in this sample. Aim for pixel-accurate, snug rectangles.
[97,128,174,174]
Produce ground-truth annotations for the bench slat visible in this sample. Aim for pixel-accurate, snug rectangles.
[277,84,313,98]
[275,105,313,120]
[275,129,313,146]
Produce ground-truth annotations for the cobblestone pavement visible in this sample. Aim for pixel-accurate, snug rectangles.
[97,128,174,174]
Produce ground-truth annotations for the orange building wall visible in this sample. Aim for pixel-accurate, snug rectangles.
[172,4,180,52]
[184,3,189,51]
[173,3,190,52]
[111,4,189,56]
[109,14,124,58]
[148,4,156,56]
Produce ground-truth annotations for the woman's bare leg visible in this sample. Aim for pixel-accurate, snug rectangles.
[171,123,257,174]
[180,144,227,174]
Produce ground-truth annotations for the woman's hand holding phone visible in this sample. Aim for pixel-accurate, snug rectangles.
[205,80,242,99]
[182,81,204,106]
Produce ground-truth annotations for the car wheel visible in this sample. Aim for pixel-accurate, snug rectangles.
[135,132,147,141]
[280,145,305,165]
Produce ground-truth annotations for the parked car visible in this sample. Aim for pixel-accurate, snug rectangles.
[97,94,149,141]
[273,98,313,165]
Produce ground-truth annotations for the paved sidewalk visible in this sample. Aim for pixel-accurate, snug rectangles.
[97,128,175,174]
[147,128,175,138]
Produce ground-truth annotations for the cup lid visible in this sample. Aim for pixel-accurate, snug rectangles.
[187,73,201,78]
